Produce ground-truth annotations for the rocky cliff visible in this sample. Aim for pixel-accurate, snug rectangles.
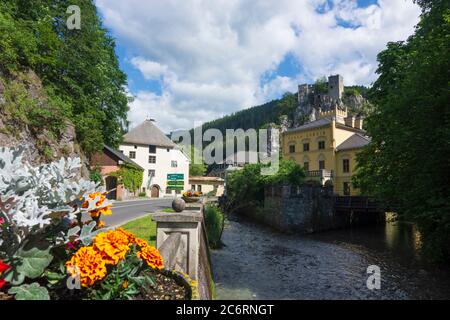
[0,70,88,176]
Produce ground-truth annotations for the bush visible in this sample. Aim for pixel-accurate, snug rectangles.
[225,160,305,214]
[138,192,146,197]
[90,167,103,185]
[204,204,224,249]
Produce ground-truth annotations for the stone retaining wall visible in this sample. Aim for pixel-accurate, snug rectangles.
[254,184,383,233]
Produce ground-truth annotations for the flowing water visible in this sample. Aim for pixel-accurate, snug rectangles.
[211,215,450,300]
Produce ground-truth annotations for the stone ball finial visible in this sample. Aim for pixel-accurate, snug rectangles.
[172,198,186,212]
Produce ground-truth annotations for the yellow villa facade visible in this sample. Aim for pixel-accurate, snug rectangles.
[281,107,370,196]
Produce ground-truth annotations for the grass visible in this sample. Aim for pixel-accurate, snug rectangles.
[121,215,157,246]
[162,208,175,213]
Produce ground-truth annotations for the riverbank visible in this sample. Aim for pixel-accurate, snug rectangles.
[211,214,450,300]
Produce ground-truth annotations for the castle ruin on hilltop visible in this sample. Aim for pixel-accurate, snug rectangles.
[294,74,356,126]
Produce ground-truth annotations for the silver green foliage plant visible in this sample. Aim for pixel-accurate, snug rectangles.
[0,147,111,299]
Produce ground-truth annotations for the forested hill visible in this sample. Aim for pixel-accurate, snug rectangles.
[0,0,128,163]
[199,85,369,134]
[201,93,298,133]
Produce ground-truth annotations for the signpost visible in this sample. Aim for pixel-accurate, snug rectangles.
[167,174,184,191]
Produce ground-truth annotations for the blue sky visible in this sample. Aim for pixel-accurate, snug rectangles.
[96,0,420,132]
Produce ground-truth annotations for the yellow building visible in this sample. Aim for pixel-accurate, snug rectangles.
[189,176,225,197]
[281,107,370,195]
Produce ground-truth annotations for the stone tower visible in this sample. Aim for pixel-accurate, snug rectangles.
[328,74,344,100]
[297,84,311,104]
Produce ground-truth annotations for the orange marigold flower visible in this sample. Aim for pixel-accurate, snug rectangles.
[100,206,112,216]
[134,238,147,248]
[66,246,107,287]
[93,229,131,265]
[116,228,136,243]
[136,244,164,270]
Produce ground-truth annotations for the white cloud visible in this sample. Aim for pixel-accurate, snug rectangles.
[96,0,421,132]
[130,57,168,80]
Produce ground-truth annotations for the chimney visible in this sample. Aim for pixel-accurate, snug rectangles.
[354,116,363,130]
[344,115,355,127]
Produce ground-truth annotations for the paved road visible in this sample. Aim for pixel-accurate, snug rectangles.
[101,198,173,227]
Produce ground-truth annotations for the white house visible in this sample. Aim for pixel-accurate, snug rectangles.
[119,119,190,198]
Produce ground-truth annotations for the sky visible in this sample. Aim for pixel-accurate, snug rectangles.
[94,0,421,133]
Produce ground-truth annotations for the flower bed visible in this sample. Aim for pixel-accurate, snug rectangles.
[182,191,203,203]
[0,147,191,300]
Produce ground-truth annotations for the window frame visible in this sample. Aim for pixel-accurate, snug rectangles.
[343,159,350,173]
[343,182,351,196]
[303,162,309,171]
[318,160,325,170]
[303,143,310,152]
[148,155,156,164]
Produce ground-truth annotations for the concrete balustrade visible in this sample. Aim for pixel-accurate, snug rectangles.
[152,202,214,300]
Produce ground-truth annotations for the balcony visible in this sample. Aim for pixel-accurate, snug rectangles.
[305,169,334,186]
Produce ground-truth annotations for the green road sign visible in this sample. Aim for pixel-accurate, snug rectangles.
[167,180,184,186]
[167,173,184,180]
[166,186,184,191]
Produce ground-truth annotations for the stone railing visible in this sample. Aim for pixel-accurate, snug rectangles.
[305,169,333,186]
[152,202,214,300]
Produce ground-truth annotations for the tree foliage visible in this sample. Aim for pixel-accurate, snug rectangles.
[353,0,450,261]
[0,0,129,155]
[225,160,305,212]
[314,76,328,94]
[197,92,298,138]
[110,164,143,193]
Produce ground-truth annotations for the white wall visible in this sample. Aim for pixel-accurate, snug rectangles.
[119,143,190,197]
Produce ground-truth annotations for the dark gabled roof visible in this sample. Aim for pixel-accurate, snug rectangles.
[284,118,332,133]
[123,120,176,148]
[104,145,144,170]
[336,133,371,151]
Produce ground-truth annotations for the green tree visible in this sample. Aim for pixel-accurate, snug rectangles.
[314,76,328,94]
[0,0,129,155]
[225,160,305,213]
[353,0,450,261]
[188,146,207,176]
